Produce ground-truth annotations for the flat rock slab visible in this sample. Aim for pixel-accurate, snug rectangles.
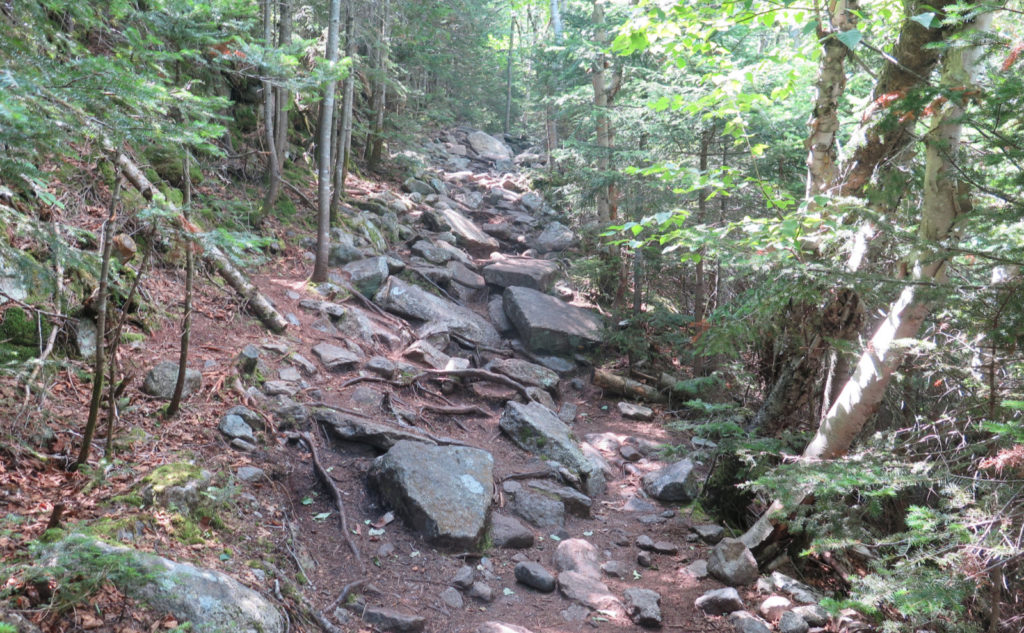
[489,358,560,391]
[369,440,494,548]
[43,536,284,633]
[696,587,745,615]
[692,523,726,544]
[729,611,772,633]
[375,277,499,346]
[313,409,437,450]
[503,286,602,354]
[438,206,500,252]
[218,414,255,443]
[482,258,559,291]
[514,561,556,593]
[361,606,426,633]
[642,458,699,502]
[467,130,513,161]
[499,401,605,497]
[527,479,592,517]
[557,571,621,613]
[489,513,535,549]
[617,401,654,421]
[312,342,362,371]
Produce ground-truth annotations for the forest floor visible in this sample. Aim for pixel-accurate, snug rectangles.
[0,133,768,633]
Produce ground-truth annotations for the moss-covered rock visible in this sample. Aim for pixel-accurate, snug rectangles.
[143,145,202,189]
[0,307,50,363]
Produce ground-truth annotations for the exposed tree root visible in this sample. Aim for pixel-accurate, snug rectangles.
[296,431,362,567]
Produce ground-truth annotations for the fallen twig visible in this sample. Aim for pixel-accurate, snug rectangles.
[419,404,489,417]
[418,368,532,401]
[297,431,363,568]
[326,578,367,613]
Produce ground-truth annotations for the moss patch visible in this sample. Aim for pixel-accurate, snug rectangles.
[142,462,203,495]
[0,307,49,363]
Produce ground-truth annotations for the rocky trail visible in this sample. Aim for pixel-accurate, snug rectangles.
[5,129,838,633]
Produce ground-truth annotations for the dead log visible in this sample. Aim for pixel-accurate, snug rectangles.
[594,368,666,403]
[112,148,288,334]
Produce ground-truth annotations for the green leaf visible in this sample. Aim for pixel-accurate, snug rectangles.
[313,512,332,522]
[910,12,936,28]
[835,29,862,50]
[301,496,313,505]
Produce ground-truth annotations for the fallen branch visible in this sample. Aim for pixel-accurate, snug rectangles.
[283,180,316,211]
[419,404,489,417]
[297,432,362,567]
[594,368,666,403]
[326,579,367,613]
[112,148,288,334]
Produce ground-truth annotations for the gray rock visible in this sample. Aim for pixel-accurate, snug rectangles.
[535,221,577,252]
[142,361,201,400]
[780,611,810,633]
[468,131,513,162]
[448,261,486,289]
[298,298,347,318]
[696,587,745,615]
[278,366,302,382]
[230,438,256,452]
[361,606,426,633]
[488,297,515,333]
[236,344,261,374]
[74,318,98,361]
[525,386,556,410]
[476,623,535,633]
[226,405,263,430]
[770,571,821,604]
[558,403,578,424]
[642,458,699,502]
[527,480,591,517]
[403,178,434,196]
[617,401,654,421]
[403,339,450,369]
[438,206,500,252]
[271,396,308,429]
[503,286,603,354]
[791,605,828,627]
[601,560,630,578]
[761,595,794,621]
[636,535,678,555]
[0,611,40,633]
[43,535,283,633]
[557,571,621,613]
[499,401,605,497]
[482,258,559,291]
[553,538,601,578]
[468,581,494,602]
[490,513,535,549]
[489,358,559,391]
[375,277,500,346]
[729,611,772,633]
[452,565,475,589]
[236,466,265,483]
[684,559,709,579]
[507,484,565,528]
[365,356,397,378]
[708,538,759,586]
[314,409,436,450]
[218,414,255,443]
[637,550,654,567]
[343,256,390,296]
[623,588,662,627]
[368,440,494,548]
[519,192,543,213]
[412,240,453,265]
[514,561,555,593]
[692,523,726,544]
[312,342,362,371]
[440,586,464,610]
[328,242,364,267]
[620,445,643,461]
[262,380,297,396]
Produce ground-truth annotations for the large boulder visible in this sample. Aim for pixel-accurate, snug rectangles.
[499,401,605,497]
[534,221,577,253]
[375,277,499,346]
[342,256,390,296]
[141,361,201,400]
[41,535,284,633]
[707,538,759,586]
[313,409,437,450]
[437,206,500,252]
[488,358,560,391]
[369,440,494,548]
[482,258,559,291]
[502,286,603,354]
[467,131,513,162]
[642,458,700,502]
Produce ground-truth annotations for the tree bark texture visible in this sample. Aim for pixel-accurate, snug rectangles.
[313,0,343,282]
[261,0,282,217]
[591,0,622,224]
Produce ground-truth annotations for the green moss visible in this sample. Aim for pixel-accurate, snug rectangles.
[121,332,145,344]
[98,159,117,187]
[110,493,146,508]
[160,185,184,206]
[0,307,50,362]
[143,462,203,495]
[144,145,203,189]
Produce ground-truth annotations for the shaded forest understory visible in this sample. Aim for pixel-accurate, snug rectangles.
[2,1,1024,633]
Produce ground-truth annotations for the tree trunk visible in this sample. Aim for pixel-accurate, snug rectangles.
[313,0,343,283]
[167,152,195,419]
[804,11,992,459]
[261,0,282,218]
[590,0,622,224]
[366,0,390,172]
[504,14,515,135]
[274,0,292,167]
[336,4,356,205]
